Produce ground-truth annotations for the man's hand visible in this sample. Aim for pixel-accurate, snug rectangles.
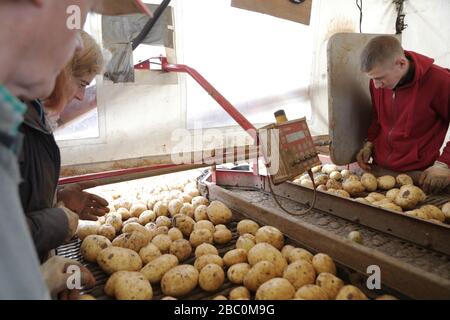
[419,162,450,194]
[356,141,374,171]
[57,181,109,221]
[41,256,96,300]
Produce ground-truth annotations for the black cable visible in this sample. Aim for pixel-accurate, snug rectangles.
[132,0,172,51]
[268,170,317,216]
[356,0,363,33]
[394,0,408,34]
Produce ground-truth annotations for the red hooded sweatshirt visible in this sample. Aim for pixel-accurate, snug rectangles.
[367,50,450,172]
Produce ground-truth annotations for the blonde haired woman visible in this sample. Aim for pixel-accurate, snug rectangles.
[19,31,109,260]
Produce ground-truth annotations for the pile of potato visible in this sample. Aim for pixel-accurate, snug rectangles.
[293,164,450,225]
[76,178,396,300]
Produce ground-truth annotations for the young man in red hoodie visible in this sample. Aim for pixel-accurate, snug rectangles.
[356,35,450,194]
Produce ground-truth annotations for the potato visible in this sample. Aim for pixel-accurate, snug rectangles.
[154,226,169,236]
[97,224,116,241]
[229,286,251,300]
[361,173,378,192]
[153,201,169,217]
[194,220,215,234]
[76,221,100,241]
[372,198,393,207]
[335,285,368,300]
[104,271,137,297]
[130,203,147,218]
[420,205,445,222]
[116,207,131,220]
[281,245,295,260]
[161,265,199,297]
[442,202,450,222]
[214,228,233,244]
[123,217,139,226]
[300,179,314,189]
[341,169,352,179]
[326,179,342,190]
[348,231,363,244]
[316,185,328,192]
[237,219,260,236]
[312,253,336,275]
[311,165,322,173]
[185,188,200,198]
[377,175,396,190]
[97,246,143,274]
[354,198,371,205]
[199,263,225,292]
[380,203,403,212]
[151,234,172,253]
[168,227,183,241]
[396,174,414,186]
[247,243,287,276]
[179,203,194,218]
[223,249,248,267]
[141,254,179,284]
[345,174,360,182]
[256,277,295,300]
[112,231,149,252]
[329,171,342,181]
[194,205,209,221]
[255,226,284,250]
[168,199,183,217]
[147,198,158,211]
[394,185,426,210]
[343,180,365,196]
[283,259,316,290]
[376,294,398,300]
[178,193,193,204]
[138,210,156,225]
[170,239,192,262]
[78,294,96,300]
[189,229,213,247]
[322,164,338,174]
[287,248,313,264]
[156,216,172,229]
[194,254,224,272]
[328,189,351,198]
[192,196,209,210]
[386,189,400,201]
[139,243,162,264]
[243,261,277,291]
[236,236,256,252]
[315,272,344,299]
[122,222,152,242]
[314,175,329,186]
[173,214,195,237]
[97,215,107,224]
[213,295,228,300]
[81,235,112,262]
[227,263,251,285]
[114,199,131,211]
[195,243,219,258]
[206,201,233,225]
[295,284,329,300]
[115,272,152,300]
[105,214,122,233]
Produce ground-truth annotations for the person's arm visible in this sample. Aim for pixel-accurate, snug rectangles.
[25,206,78,258]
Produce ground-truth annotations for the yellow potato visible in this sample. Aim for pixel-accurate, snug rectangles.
[194,243,219,258]
[112,231,149,252]
[105,214,122,233]
[155,216,172,229]
[161,265,199,297]
[199,263,225,292]
[194,205,209,221]
[396,174,414,186]
[343,180,365,196]
[192,196,209,210]
[317,185,328,192]
[223,249,248,267]
[329,171,342,181]
[115,272,152,300]
[213,228,233,244]
[315,272,344,299]
[81,235,112,263]
[386,189,400,201]
[283,259,316,290]
[281,245,295,260]
[380,203,403,212]
[376,294,398,300]
[97,246,143,274]
[322,164,338,174]
[354,198,371,205]
[139,243,162,265]
[227,263,251,285]
[97,224,116,241]
[167,227,184,241]
[130,203,148,218]
[311,165,322,173]
[229,286,251,300]
[193,220,215,234]
[104,271,140,297]
[123,217,139,227]
[287,248,313,264]
[169,239,192,262]
[314,175,329,186]
[194,254,224,271]
[326,179,342,190]
[213,295,228,300]
[295,284,329,300]
[189,229,214,247]
[116,207,131,220]
[153,201,169,217]
[377,175,396,190]
[206,201,233,225]
[173,214,195,237]
[243,261,277,292]
[247,243,287,276]
[255,226,284,250]
[442,202,450,222]
[361,173,377,192]
[312,253,336,275]
[394,185,426,210]
[168,199,183,217]
[151,234,172,253]
[300,179,314,189]
[179,203,194,218]
[237,219,260,236]
[141,254,179,284]
[138,210,156,225]
[255,277,295,300]
[122,222,152,242]
[335,285,368,300]
[341,169,352,179]
[420,205,445,222]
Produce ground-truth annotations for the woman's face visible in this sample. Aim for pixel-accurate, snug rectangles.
[70,73,96,102]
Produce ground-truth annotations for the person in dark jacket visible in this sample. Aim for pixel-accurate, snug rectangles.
[20,31,108,260]
[356,36,450,194]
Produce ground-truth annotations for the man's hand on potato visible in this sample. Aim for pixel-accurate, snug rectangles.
[419,162,450,194]
[41,256,96,300]
[356,141,374,171]
[57,181,109,221]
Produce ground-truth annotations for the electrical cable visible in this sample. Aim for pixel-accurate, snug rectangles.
[356,0,363,33]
